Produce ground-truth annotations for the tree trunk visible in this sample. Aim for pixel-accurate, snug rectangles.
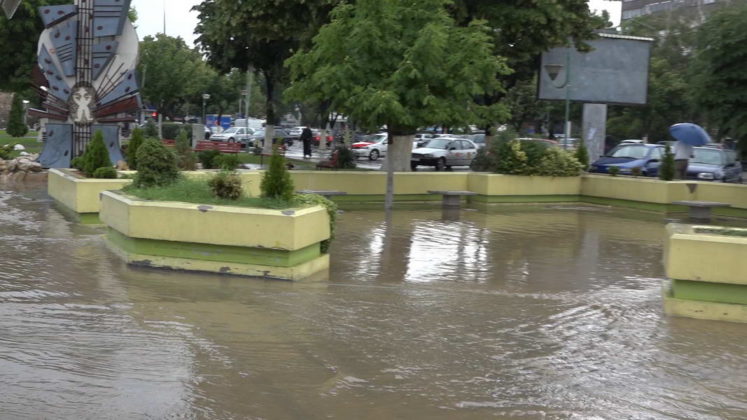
[383,133,414,211]
[262,75,276,155]
[319,122,329,154]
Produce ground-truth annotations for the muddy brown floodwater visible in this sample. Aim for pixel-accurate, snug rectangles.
[1,183,746,419]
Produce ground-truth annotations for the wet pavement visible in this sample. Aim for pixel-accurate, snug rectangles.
[1,183,746,418]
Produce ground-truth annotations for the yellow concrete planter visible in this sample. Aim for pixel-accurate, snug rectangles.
[581,175,695,205]
[47,168,131,214]
[663,224,747,323]
[99,190,330,280]
[468,174,580,201]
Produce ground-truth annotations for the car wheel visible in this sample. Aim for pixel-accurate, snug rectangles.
[435,158,446,171]
[369,150,380,161]
[229,137,235,143]
[410,162,417,171]
[446,165,452,170]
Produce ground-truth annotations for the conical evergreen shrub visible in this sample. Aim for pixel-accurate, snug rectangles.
[80,131,111,177]
[659,145,675,181]
[6,93,27,138]
[127,127,145,170]
[575,140,589,171]
[133,138,179,188]
[260,146,294,201]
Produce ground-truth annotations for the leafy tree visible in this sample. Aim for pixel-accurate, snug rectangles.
[260,146,294,201]
[6,93,27,137]
[133,138,179,188]
[138,34,215,119]
[690,5,747,152]
[0,0,68,93]
[127,127,145,170]
[286,0,508,208]
[194,0,338,153]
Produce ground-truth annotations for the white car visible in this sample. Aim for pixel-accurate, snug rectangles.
[411,137,477,171]
[209,126,254,144]
[352,133,388,160]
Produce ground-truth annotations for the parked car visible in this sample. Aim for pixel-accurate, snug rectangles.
[620,139,646,144]
[311,129,334,147]
[352,133,388,160]
[468,133,486,149]
[411,137,478,171]
[687,147,742,183]
[516,137,559,147]
[210,126,254,144]
[589,144,665,176]
[250,127,294,147]
[287,126,306,141]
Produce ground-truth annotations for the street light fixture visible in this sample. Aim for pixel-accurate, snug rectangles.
[22,99,29,128]
[544,47,572,149]
[202,93,210,125]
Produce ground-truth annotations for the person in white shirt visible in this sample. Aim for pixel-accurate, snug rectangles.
[673,141,693,180]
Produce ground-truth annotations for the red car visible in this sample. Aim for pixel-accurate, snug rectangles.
[311,129,334,147]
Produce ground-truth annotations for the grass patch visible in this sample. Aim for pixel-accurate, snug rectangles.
[0,129,43,157]
[695,227,747,237]
[122,176,296,209]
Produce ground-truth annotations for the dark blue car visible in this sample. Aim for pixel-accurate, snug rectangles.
[589,144,664,176]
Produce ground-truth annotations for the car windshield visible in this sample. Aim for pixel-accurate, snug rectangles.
[365,134,386,143]
[223,127,239,134]
[420,139,453,149]
[608,145,650,159]
[692,148,723,165]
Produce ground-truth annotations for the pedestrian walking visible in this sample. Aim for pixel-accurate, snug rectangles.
[301,127,313,159]
[673,140,693,180]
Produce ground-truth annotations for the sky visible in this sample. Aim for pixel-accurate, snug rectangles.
[131,0,622,48]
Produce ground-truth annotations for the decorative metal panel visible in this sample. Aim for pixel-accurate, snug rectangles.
[39,5,77,28]
[49,19,78,77]
[39,124,73,168]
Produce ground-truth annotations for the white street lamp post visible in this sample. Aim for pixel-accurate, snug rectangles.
[202,93,210,125]
[544,47,572,149]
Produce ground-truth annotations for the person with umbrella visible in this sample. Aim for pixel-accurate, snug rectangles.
[669,123,710,180]
[300,127,313,159]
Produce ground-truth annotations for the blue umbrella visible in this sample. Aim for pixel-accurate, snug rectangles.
[669,123,710,146]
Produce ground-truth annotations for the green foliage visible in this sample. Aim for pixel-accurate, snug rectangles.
[92,166,118,179]
[70,156,83,170]
[163,123,194,141]
[495,140,528,174]
[0,144,12,160]
[198,150,221,169]
[78,131,111,177]
[293,193,338,254]
[608,166,620,177]
[174,129,197,170]
[260,146,294,201]
[690,5,747,149]
[534,148,582,177]
[213,154,240,171]
[575,140,589,171]
[659,145,675,181]
[133,138,179,188]
[143,121,159,138]
[286,0,509,135]
[127,128,145,170]
[630,167,642,177]
[6,94,28,138]
[208,170,243,200]
[333,146,356,169]
[469,147,497,172]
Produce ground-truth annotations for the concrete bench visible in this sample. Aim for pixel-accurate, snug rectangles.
[672,200,731,222]
[297,189,348,200]
[428,190,477,208]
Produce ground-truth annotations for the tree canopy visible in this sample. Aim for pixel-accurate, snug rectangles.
[690,5,747,146]
[285,0,509,135]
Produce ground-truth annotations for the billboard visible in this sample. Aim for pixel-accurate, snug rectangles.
[538,33,653,106]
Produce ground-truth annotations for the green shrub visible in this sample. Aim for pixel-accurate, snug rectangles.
[294,193,338,253]
[213,153,240,170]
[175,129,197,170]
[162,123,193,141]
[608,165,620,177]
[208,170,243,200]
[79,131,111,177]
[260,146,294,201]
[534,148,583,177]
[198,150,221,169]
[659,145,675,181]
[631,166,642,177]
[6,94,28,137]
[144,120,158,138]
[127,127,145,170]
[469,147,497,172]
[0,144,13,160]
[334,146,356,169]
[133,138,179,188]
[575,140,590,171]
[92,166,118,179]
[495,140,528,174]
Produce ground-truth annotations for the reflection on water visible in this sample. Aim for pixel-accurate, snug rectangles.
[1,184,746,418]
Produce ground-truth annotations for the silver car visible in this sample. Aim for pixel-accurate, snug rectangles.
[411,137,478,171]
[209,126,254,144]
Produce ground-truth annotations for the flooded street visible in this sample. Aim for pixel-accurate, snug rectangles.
[1,183,746,419]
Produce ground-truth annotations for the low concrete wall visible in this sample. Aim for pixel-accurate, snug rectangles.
[468,174,581,198]
[664,224,747,323]
[581,175,696,205]
[47,168,131,213]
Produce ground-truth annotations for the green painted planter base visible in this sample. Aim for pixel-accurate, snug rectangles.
[671,279,747,306]
[106,229,328,280]
[663,290,747,324]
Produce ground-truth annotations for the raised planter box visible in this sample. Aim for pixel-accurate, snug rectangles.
[99,190,330,280]
[48,168,131,214]
[663,224,747,323]
[468,173,581,202]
